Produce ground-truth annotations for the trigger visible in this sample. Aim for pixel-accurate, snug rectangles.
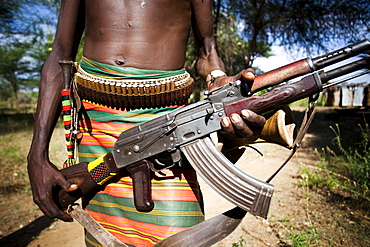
[170,149,182,165]
[152,149,182,172]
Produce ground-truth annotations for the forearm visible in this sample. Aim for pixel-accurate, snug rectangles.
[196,42,225,77]
[196,47,227,90]
[191,0,226,88]
[28,52,65,159]
[28,0,84,159]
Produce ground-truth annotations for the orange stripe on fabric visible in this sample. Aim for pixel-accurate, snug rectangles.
[100,179,200,201]
[80,128,124,137]
[80,134,118,141]
[76,167,199,200]
[80,132,121,139]
[82,101,125,114]
[85,209,186,235]
[79,140,115,148]
[80,120,135,132]
[100,189,199,201]
[107,229,155,247]
[80,136,117,147]
[84,209,187,246]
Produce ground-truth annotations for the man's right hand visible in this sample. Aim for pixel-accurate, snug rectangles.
[27,154,78,222]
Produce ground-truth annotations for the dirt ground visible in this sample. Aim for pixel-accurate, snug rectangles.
[0,107,369,246]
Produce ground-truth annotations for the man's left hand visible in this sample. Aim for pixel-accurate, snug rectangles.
[209,68,266,143]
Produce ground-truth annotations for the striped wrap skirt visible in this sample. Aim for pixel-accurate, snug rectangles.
[78,101,205,247]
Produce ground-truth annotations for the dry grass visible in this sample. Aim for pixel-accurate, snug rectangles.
[0,114,67,237]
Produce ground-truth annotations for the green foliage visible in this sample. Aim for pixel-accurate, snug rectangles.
[0,42,39,85]
[212,4,274,70]
[215,11,273,73]
[276,214,320,246]
[0,41,40,107]
[288,227,319,247]
[225,0,369,54]
[0,0,20,33]
[330,123,370,199]
[0,131,29,194]
[301,166,339,190]
[275,173,320,247]
[289,94,327,107]
[187,6,274,102]
[301,123,370,201]
[184,8,273,102]
[232,235,246,247]
[0,0,60,107]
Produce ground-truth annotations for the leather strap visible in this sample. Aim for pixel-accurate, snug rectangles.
[266,97,318,183]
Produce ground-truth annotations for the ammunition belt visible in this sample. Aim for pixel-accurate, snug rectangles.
[74,66,194,109]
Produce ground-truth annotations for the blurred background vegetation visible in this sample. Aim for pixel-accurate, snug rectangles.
[0,0,369,110]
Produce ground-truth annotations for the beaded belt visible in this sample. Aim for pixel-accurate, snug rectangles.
[74,66,194,109]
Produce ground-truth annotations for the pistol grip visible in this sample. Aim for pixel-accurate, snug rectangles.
[126,160,154,212]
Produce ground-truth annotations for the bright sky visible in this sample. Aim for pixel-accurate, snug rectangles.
[254,45,297,72]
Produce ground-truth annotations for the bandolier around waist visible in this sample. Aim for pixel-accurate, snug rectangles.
[74,57,194,109]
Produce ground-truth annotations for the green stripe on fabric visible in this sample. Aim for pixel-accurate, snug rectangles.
[90,195,203,214]
[80,57,185,79]
[85,233,135,247]
[85,233,104,247]
[78,149,111,163]
[84,107,177,125]
[86,196,204,227]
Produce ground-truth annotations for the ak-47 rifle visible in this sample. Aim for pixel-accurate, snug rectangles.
[56,40,370,221]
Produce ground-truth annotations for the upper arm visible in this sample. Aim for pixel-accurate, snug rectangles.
[191,0,225,77]
[52,0,85,61]
[191,0,214,48]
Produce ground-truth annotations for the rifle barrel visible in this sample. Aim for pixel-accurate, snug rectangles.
[251,39,370,93]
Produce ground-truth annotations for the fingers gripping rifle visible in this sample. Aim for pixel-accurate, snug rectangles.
[57,40,370,220]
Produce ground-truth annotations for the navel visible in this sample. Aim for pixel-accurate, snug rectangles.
[115,59,125,66]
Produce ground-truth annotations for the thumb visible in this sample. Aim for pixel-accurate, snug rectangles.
[56,173,78,192]
[64,183,78,192]
[241,70,255,82]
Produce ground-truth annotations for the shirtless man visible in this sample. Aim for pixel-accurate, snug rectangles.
[28,0,265,246]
